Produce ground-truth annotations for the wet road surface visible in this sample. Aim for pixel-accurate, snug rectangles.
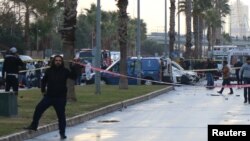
[25,80,250,141]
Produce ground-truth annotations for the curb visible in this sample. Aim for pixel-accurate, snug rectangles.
[0,86,173,141]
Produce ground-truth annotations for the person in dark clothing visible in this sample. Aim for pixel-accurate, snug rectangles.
[73,58,83,85]
[239,57,250,104]
[179,58,187,70]
[2,47,24,95]
[217,60,233,94]
[205,58,215,88]
[234,59,243,87]
[24,55,77,139]
[34,61,43,88]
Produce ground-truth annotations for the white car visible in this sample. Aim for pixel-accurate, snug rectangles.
[19,55,33,62]
[172,61,199,84]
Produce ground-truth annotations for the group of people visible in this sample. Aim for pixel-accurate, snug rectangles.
[4,46,250,139]
[204,57,250,104]
[3,47,77,139]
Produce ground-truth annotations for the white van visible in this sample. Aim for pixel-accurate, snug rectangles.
[227,47,250,81]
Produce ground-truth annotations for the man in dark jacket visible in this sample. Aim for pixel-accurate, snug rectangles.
[205,58,215,88]
[2,47,24,95]
[234,59,243,87]
[24,55,76,139]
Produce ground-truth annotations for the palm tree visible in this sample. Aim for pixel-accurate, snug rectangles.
[214,0,230,45]
[10,0,35,51]
[10,0,61,52]
[116,0,128,89]
[192,0,212,58]
[185,0,192,59]
[61,0,78,101]
[204,9,221,51]
[204,0,230,53]
[178,0,192,59]
[169,0,176,56]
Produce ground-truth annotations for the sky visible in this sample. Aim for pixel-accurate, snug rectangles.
[77,0,170,34]
[77,0,250,35]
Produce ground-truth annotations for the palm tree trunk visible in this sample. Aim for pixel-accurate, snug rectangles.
[207,26,211,51]
[169,0,176,55]
[117,0,128,89]
[212,26,216,52]
[61,0,78,102]
[185,0,192,59]
[193,15,198,58]
[215,0,221,45]
[198,17,204,58]
[24,3,30,52]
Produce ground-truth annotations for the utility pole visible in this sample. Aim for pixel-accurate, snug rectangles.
[164,0,168,57]
[178,0,180,57]
[95,0,101,94]
[136,0,141,85]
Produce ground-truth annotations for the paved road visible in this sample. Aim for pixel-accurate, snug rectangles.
[25,80,250,141]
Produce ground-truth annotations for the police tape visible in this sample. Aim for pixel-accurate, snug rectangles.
[18,66,50,73]
[72,61,183,86]
[17,57,240,72]
[71,61,250,88]
[16,60,250,89]
[204,83,250,88]
[189,67,241,72]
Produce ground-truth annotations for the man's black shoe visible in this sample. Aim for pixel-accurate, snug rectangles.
[228,92,233,95]
[60,134,67,139]
[244,100,247,103]
[23,125,37,131]
[217,91,222,94]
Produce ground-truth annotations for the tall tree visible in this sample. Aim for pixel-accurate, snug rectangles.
[214,0,230,45]
[61,0,78,101]
[178,0,193,59]
[116,0,128,89]
[204,9,221,51]
[192,0,212,58]
[204,0,230,54]
[169,0,176,56]
[9,0,33,51]
[185,0,192,59]
[0,0,24,50]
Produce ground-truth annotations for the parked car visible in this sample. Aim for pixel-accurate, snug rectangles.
[19,55,34,62]
[172,61,199,84]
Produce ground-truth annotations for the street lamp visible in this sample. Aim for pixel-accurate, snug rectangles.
[95,0,101,94]
[178,0,180,57]
[136,0,141,85]
[164,0,168,57]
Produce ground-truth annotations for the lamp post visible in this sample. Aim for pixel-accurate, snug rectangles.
[164,0,168,57]
[136,0,141,85]
[95,0,101,94]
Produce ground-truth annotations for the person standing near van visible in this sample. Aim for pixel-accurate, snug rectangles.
[205,58,215,88]
[239,57,250,104]
[234,59,243,87]
[2,47,24,95]
[217,60,233,94]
